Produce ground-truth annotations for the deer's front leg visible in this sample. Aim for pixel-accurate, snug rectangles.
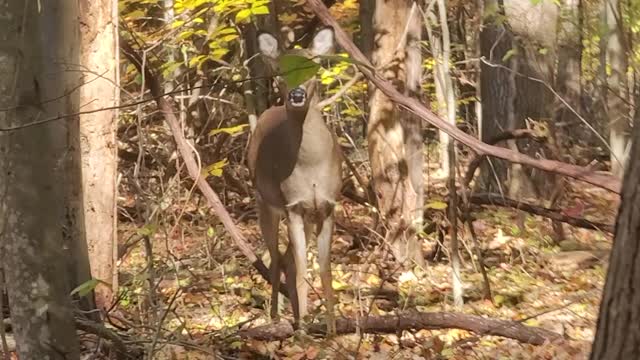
[287,209,308,327]
[317,211,336,336]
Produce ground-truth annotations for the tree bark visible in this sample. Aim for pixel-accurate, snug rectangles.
[555,0,583,133]
[590,92,640,359]
[0,0,83,358]
[244,3,281,117]
[78,0,119,312]
[358,0,376,60]
[403,1,424,244]
[603,0,630,178]
[368,0,423,266]
[478,0,516,195]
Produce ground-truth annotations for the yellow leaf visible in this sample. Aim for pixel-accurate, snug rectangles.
[426,201,448,210]
[202,158,229,178]
[209,124,248,136]
[235,9,251,23]
[171,19,186,29]
[365,274,381,286]
[331,279,348,291]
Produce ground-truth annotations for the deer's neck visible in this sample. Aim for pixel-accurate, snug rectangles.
[285,94,320,127]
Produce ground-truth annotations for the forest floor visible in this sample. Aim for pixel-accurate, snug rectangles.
[114,173,617,359]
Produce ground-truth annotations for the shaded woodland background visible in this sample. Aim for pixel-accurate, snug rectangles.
[0,0,639,358]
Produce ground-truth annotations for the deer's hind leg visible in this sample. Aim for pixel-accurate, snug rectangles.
[257,198,282,320]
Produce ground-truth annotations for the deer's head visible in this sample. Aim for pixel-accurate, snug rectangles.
[257,27,335,112]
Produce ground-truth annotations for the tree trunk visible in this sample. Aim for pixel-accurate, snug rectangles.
[479,0,558,199]
[78,0,119,312]
[478,0,516,194]
[403,1,424,238]
[244,4,280,117]
[590,91,640,359]
[358,0,376,60]
[369,0,423,267]
[0,0,83,358]
[555,0,583,134]
[603,0,630,178]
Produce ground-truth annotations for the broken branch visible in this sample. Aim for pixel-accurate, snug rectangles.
[469,193,614,233]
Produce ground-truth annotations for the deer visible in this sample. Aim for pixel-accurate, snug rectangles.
[246,27,342,335]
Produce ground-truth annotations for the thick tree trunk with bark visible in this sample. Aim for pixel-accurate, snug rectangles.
[369,0,423,266]
[78,0,119,312]
[0,1,84,358]
[358,0,376,60]
[479,0,558,199]
[403,1,424,239]
[478,0,516,194]
[555,0,583,134]
[590,94,640,359]
[244,2,280,118]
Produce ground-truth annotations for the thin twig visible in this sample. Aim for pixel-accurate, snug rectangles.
[316,72,363,109]
[147,288,182,360]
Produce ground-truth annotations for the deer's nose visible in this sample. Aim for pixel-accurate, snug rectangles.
[288,87,307,107]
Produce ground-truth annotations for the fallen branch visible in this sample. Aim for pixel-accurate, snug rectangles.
[239,311,561,346]
[462,129,547,188]
[75,318,141,358]
[468,193,614,233]
[119,37,290,299]
[306,0,621,194]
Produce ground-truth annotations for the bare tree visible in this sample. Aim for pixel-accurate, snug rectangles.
[78,0,119,311]
[602,0,630,178]
[478,0,559,199]
[0,0,86,358]
[368,0,424,266]
[424,0,462,307]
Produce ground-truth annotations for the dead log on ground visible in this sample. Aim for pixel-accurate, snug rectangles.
[239,311,561,346]
[469,193,614,233]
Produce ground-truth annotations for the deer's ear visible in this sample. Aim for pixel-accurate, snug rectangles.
[281,26,295,49]
[310,27,334,57]
[258,31,280,59]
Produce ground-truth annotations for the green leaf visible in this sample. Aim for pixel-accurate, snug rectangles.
[426,201,448,210]
[278,54,321,88]
[70,278,100,297]
[209,124,248,136]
